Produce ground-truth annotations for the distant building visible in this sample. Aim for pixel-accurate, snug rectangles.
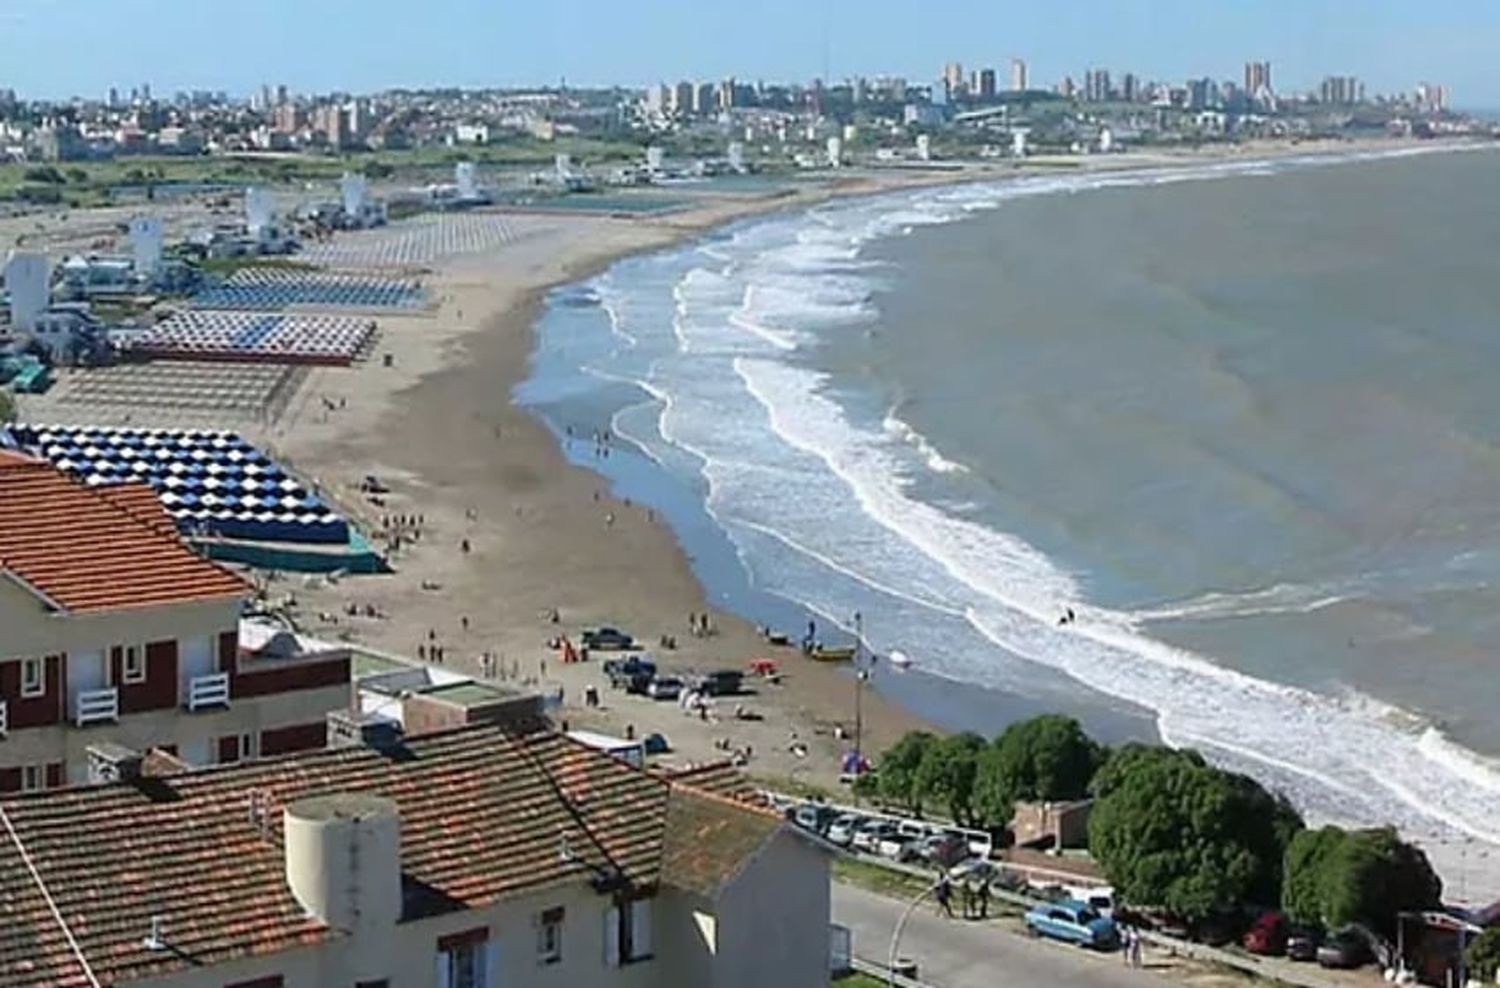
[671,80,694,116]
[976,68,997,100]
[1120,72,1140,103]
[693,81,715,116]
[1010,58,1029,92]
[645,83,669,116]
[1244,60,1273,99]
[718,77,737,111]
[1319,76,1362,106]
[944,61,966,98]
[1057,76,1077,99]
[1083,68,1113,103]
[1011,799,1094,850]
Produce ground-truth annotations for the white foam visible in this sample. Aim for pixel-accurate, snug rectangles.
[556,142,1500,893]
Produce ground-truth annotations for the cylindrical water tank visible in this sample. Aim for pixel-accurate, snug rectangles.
[284,793,402,934]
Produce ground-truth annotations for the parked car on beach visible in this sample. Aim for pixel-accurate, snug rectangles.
[1024,900,1120,950]
[605,656,656,688]
[583,627,636,650]
[646,676,683,700]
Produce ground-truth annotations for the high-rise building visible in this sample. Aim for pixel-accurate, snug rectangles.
[1083,68,1112,103]
[1120,73,1140,103]
[1244,61,1272,98]
[140,82,152,103]
[1319,76,1362,106]
[107,86,120,108]
[976,68,997,100]
[671,80,694,116]
[944,62,966,98]
[1010,58,1028,92]
[1416,82,1451,113]
[276,84,289,105]
[273,102,301,133]
[645,83,669,116]
[693,81,716,115]
[1188,77,1221,110]
[1057,76,1077,99]
[260,84,273,112]
[718,77,737,111]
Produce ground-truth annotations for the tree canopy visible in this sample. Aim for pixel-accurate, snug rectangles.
[1282,826,1441,936]
[972,715,1103,828]
[1088,744,1303,919]
[0,388,15,424]
[913,732,986,828]
[1468,928,1500,983]
[866,730,937,815]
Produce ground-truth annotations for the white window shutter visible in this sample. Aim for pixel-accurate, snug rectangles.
[485,939,502,987]
[436,953,452,988]
[631,899,653,959]
[604,907,621,967]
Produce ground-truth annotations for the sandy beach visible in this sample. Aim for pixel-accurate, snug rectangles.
[253,173,967,790]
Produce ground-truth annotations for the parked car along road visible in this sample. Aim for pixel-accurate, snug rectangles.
[852,821,898,855]
[1243,911,1288,956]
[1024,900,1120,950]
[1316,929,1371,969]
[826,815,859,847]
[1285,925,1322,962]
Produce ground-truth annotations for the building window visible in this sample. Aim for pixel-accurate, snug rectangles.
[122,645,146,684]
[20,765,42,793]
[605,897,653,966]
[20,658,44,698]
[537,906,564,965]
[437,928,490,988]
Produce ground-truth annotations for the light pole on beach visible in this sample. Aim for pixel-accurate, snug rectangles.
[853,610,866,766]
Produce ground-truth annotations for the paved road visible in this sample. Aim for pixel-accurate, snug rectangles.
[833,882,1171,988]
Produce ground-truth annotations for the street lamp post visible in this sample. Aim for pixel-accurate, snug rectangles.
[887,878,941,988]
[853,611,864,767]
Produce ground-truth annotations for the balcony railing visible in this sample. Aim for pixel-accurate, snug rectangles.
[74,687,119,727]
[0,699,7,738]
[186,672,230,712]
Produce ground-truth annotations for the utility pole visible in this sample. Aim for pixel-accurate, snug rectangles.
[853,610,864,766]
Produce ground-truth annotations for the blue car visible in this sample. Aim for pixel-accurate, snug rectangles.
[1024,900,1120,950]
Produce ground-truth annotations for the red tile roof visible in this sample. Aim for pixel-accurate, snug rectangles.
[0,725,785,987]
[0,455,247,614]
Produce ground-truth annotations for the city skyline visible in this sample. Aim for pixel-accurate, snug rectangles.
[0,0,1496,106]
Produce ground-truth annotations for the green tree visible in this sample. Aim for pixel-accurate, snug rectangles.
[869,731,937,815]
[65,167,89,185]
[0,388,15,423]
[23,165,64,184]
[1088,745,1303,919]
[972,715,1103,828]
[1283,826,1344,925]
[914,732,986,827]
[1468,928,1500,983]
[1314,827,1440,935]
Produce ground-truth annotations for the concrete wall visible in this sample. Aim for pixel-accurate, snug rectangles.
[118,828,830,988]
[131,884,675,988]
[0,579,239,662]
[712,829,831,988]
[0,680,349,782]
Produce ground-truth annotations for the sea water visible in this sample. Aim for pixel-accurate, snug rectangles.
[519,144,1500,896]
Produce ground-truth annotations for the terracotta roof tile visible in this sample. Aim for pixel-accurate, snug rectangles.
[0,725,786,987]
[0,456,247,614]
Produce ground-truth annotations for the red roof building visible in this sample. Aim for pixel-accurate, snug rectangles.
[0,453,350,790]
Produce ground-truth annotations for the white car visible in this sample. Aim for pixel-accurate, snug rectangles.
[826,814,859,847]
[852,821,896,855]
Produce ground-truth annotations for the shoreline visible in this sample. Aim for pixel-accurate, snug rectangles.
[239,133,1492,799]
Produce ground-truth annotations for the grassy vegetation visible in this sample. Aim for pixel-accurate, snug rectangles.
[833,974,888,988]
[832,856,933,900]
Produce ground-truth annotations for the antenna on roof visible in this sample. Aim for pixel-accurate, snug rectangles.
[248,788,272,841]
[557,826,574,865]
[142,915,166,951]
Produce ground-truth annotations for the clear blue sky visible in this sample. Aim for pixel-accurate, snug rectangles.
[3,0,1497,106]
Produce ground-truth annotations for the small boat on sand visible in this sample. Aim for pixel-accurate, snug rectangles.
[805,645,855,663]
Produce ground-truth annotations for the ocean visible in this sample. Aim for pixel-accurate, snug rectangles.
[518,145,1500,895]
